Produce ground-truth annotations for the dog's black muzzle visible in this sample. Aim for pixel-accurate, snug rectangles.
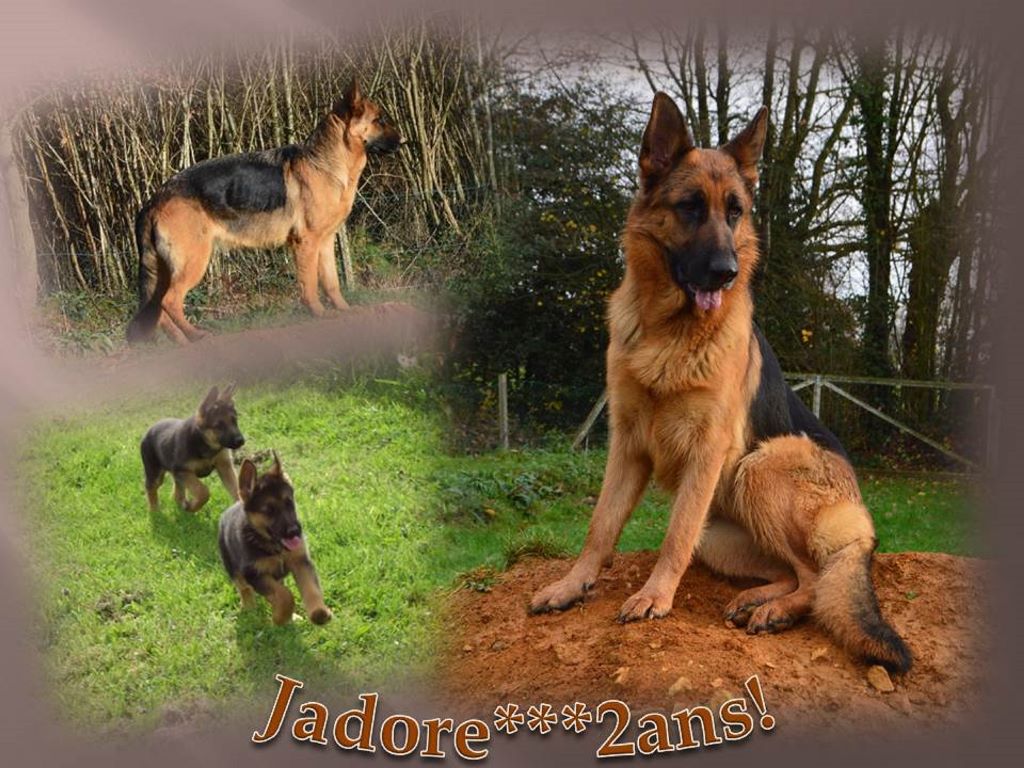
[224,433,245,450]
[703,252,738,290]
[669,249,738,293]
[367,133,404,155]
[275,522,302,541]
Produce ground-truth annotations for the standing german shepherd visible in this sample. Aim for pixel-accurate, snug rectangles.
[531,93,912,674]
[127,79,402,344]
[218,453,331,626]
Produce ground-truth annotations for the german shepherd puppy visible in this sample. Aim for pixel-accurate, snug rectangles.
[140,384,244,512]
[127,79,403,344]
[218,453,331,626]
[531,93,912,674]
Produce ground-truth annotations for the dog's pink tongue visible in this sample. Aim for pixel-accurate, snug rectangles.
[695,289,723,311]
[281,536,303,551]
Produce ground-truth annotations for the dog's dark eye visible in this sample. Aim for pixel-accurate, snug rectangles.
[726,199,743,225]
[675,195,705,220]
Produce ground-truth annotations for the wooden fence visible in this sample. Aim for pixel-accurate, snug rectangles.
[569,373,996,473]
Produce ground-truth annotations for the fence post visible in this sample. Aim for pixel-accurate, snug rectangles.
[497,373,509,451]
[573,390,609,451]
[812,374,823,418]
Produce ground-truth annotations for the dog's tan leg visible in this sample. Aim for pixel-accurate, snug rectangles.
[266,579,296,626]
[530,426,652,613]
[177,472,210,512]
[725,579,799,626]
[163,283,208,342]
[215,452,240,501]
[318,236,349,311]
[157,210,214,342]
[146,470,165,511]
[696,517,799,625]
[725,436,861,635]
[247,573,296,625]
[173,475,187,509]
[234,575,257,609]
[292,238,325,316]
[288,552,332,625]
[157,310,190,345]
[744,562,817,634]
[618,440,728,622]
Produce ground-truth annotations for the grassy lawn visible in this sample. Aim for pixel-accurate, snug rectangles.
[19,372,975,730]
[434,447,978,575]
[21,374,453,730]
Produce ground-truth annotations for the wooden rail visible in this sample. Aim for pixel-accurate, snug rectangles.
[569,373,996,471]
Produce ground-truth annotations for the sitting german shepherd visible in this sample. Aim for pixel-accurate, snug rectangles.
[218,453,331,626]
[141,384,244,512]
[127,79,403,344]
[531,93,912,674]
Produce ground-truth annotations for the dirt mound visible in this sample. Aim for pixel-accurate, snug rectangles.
[441,551,989,735]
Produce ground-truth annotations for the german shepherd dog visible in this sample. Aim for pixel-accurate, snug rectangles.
[140,384,244,512]
[531,93,912,674]
[218,453,331,626]
[127,79,403,344]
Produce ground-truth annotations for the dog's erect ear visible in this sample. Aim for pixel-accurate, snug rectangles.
[220,383,237,403]
[722,106,768,192]
[199,386,219,417]
[333,78,364,121]
[346,78,362,107]
[239,459,257,504]
[268,449,292,484]
[639,92,694,192]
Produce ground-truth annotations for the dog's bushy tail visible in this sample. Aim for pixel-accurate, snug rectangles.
[126,202,169,344]
[813,533,912,674]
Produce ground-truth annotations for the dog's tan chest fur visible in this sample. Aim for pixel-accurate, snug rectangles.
[179,447,231,477]
[607,277,761,496]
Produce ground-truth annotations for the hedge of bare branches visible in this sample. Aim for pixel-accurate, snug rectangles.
[13,20,503,296]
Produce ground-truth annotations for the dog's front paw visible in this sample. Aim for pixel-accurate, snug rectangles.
[310,606,333,625]
[617,586,675,623]
[272,610,295,626]
[303,300,327,318]
[272,595,296,626]
[530,573,594,614]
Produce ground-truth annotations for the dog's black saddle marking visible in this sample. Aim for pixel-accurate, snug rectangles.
[174,147,301,216]
[749,324,850,462]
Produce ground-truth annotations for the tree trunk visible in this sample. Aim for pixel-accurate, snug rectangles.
[853,44,895,378]
[338,225,355,289]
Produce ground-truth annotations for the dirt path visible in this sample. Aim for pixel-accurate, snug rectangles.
[441,551,988,736]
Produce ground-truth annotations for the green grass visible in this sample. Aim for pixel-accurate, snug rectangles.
[21,375,456,730]
[432,448,977,573]
[859,473,977,555]
[18,373,975,730]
